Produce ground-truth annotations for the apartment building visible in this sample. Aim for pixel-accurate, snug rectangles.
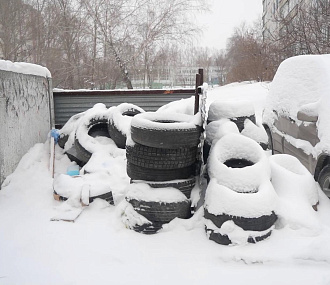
[131,66,225,89]
[262,0,311,40]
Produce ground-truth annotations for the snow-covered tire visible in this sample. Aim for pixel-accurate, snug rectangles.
[204,209,277,232]
[108,104,144,149]
[204,179,278,219]
[58,112,87,149]
[131,112,202,149]
[74,136,92,164]
[127,198,191,222]
[207,100,256,130]
[126,143,197,170]
[74,106,113,164]
[207,134,270,192]
[127,162,196,181]
[135,177,196,199]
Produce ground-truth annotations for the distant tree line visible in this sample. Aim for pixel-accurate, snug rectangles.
[0,0,208,89]
[1,0,328,88]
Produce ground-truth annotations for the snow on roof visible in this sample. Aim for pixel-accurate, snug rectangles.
[0,59,51,78]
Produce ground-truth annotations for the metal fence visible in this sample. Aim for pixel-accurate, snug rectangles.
[53,89,195,128]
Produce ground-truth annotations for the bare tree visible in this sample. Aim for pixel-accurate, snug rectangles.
[270,0,330,58]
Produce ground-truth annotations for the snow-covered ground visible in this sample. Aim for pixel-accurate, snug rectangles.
[1,82,330,285]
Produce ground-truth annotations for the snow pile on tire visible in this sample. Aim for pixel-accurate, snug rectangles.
[204,100,268,163]
[123,111,202,234]
[54,103,143,204]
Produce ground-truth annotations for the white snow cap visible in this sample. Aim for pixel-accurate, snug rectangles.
[131,111,201,131]
[207,133,270,192]
[263,54,330,125]
[204,179,278,218]
[269,154,319,206]
[125,182,188,203]
[241,119,268,144]
[0,59,51,78]
[110,103,145,136]
[205,119,239,145]
[208,100,255,122]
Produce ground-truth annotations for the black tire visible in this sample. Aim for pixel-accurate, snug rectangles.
[205,227,232,245]
[53,190,114,205]
[75,118,111,164]
[126,143,197,170]
[131,125,202,149]
[108,121,126,149]
[204,209,277,232]
[58,134,69,149]
[203,141,211,164]
[131,113,201,149]
[230,116,256,132]
[132,221,164,235]
[108,105,144,149]
[127,198,191,223]
[126,162,196,181]
[140,177,196,199]
[263,124,274,154]
[88,119,110,138]
[318,165,330,198]
[74,137,92,164]
[65,145,86,167]
[205,226,272,245]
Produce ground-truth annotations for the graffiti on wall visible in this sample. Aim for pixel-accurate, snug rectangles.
[0,71,48,118]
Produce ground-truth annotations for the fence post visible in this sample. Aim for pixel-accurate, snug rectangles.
[194,69,203,114]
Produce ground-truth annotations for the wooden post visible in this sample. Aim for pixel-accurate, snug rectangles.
[198,68,204,85]
[194,73,201,114]
[194,69,204,114]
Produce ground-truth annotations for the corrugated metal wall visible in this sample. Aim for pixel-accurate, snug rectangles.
[53,89,195,127]
[0,70,52,187]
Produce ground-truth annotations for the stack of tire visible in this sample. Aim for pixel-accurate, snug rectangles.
[55,103,144,205]
[204,133,278,245]
[204,100,268,163]
[124,112,202,234]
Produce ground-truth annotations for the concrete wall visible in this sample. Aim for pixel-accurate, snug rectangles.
[0,70,52,187]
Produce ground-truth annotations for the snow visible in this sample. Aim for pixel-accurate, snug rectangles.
[0,59,51,78]
[205,179,278,217]
[205,119,239,144]
[208,99,255,122]
[262,54,330,157]
[241,119,268,144]
[125,182,188,203]
[110,103,145,135]
[1,81,330,284]
[131,111,201,130]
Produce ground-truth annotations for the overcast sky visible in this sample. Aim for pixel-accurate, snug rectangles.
[197,0,263,50]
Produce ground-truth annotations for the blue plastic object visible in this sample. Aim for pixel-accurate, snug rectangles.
[67,165,80,176]
[50,129,60,144]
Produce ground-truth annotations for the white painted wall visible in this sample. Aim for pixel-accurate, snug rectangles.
[0,70,52,187]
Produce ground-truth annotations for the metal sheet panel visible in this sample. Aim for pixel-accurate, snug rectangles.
[53,89,195,127]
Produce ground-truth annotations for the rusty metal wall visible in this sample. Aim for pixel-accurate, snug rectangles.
[53,89,195,127]
[0,70,52,187]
